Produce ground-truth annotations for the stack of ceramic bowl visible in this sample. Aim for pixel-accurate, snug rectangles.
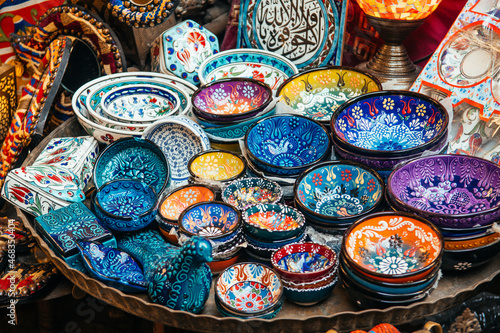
[386,154,500,272]
[271,243,339,306]
[330,91,449,180]
[293,161,385,235]
[178,201,244,274]
[215,262,284,319]
[242,203,307,263]
[221,177,283,211]
[340,212,444,309]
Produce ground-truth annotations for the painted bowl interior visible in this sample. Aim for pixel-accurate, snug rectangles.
[295,162,383,219]
[272,243,337,277]
[344,214,443,277]
[193,80,271,116]
[216,262,282,314]
[189,151,245,181]
[332,93,447,154]
[389,155,500,217]
[244,204,305,233]
[180,202,240,238]
[222,177,282,211]
[159,185,215,221]
[246,115,330,169]
[278,68,381,122]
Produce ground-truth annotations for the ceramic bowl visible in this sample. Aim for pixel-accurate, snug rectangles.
[387,154,500,229]
[198,48,298,91]
[208,250,242,275]
[222,177,283,211]
[92,179,158,232]
[142,116,211,184]
[242,204,305,241]
[442,237,500,271]
[331,91,449,157]
[277,66,382,123]
[283,275,338,306]
[188,150,247,182]
[294,161,385,225]
[93,137,170,195]
[245,232,307,259]
[158,218,180,245]
[444,231,500,250]
[192,78,273,123]
[281,266,338,289]
[342,211,443,283]
[244,114,331,176]
[271,243,338,283]
[215,262,284,316]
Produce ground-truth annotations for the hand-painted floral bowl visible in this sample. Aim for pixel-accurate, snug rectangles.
[331,91,449,157]
[294,161,385,225]
[222,177,283,211]
[244,114,331,176]
[188,150,246,182]
[242,204,305,241]
[192,78,273,123]
[215,262,284,317]
[93,137,170,195]
[92,179,158,232]
[342,211,443,284]
[283,275,338,306]
[277,67,382,123]
[245,232,308,259]
[387,154,500,229]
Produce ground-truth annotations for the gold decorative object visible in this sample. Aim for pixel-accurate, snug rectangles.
[0,63,17,143]
[449,308,481,333]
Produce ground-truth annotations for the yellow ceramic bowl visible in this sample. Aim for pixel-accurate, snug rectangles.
[277,66,382,123]
[188,150,246,182]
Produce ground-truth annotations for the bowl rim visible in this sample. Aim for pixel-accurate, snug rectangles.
[187,149,247,182]
[293,160,385,221]
[192,78,273,120]
[244,113,332,171]
[93,179,158,221]
[341,211,444,280]
[221,177,283,210]
[387,154,500,219]
[178,200,242,239]
[330,90,449,157]
[242,203,306,235]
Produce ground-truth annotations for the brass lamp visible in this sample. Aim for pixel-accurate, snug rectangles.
[356,0,444,90]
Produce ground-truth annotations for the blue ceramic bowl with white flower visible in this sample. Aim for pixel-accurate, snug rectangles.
[331,91,449,157]
[294,161,385,225]
[245,114,331,176]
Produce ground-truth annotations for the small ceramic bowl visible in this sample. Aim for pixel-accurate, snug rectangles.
[283,275,338,306]
[442,237,500,271]
[294,161,385,225]
[222,177,283,211]
[277,66,382,123]
[331,91,449,157]
[342,211,443,284]
[215,262,284,317]
[208,250,242,275]
[387,154,500,229]
[158,218,180,245]
[92,179,158,232]
[271,243,338,283]
[245,232,307,259]
[244,114,331,176]
[242,204,305,241]
[192,78,273,123]
[188,150,247,182]
[215,294,283,319]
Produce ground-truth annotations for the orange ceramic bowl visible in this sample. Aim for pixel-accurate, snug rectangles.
[158,223,179,245]
[342,211,443,284]
[208,250,242,275]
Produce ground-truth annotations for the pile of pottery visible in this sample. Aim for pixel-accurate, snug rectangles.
[386,154,500,271]
[340,212,444,309]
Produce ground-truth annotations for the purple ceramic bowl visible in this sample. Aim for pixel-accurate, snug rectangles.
[387,154,500,229]
[192,78,273,123]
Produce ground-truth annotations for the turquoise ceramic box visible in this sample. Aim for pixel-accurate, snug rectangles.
[34,202,117,272]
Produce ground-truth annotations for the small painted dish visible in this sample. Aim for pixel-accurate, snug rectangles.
[188,150,246,182]
[242,204,305,241]
[102,84,180,123]
[76,240,147,293]
[222,177,282,211]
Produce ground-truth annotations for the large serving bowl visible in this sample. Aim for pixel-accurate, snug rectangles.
[342,211,443,284]
[277,67,382,123]
[222,177,283,211]
[245,114,331,176]
[294,161,384,226]
[188,150,246,182]
[387,154,500,229]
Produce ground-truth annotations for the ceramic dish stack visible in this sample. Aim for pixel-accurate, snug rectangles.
[293,161,385,235]
[271,243,339,306]
[330,91,449,180]
[221,177,283,212]
[386,154,500,272]
[340,212,444,309]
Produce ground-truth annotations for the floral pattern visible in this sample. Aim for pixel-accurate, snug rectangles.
[221,177,282,211]
[189,151,245,181]
[180,202,240,237]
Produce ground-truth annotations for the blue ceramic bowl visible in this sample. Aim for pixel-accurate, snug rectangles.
[93,137,170,195]
[244,114,331,176]
[331,91,449,157]
[93,179,158,232]
[294,161,384,225]
[222,177,283,211]
[283,275,338,306]
[245,232,307,259]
